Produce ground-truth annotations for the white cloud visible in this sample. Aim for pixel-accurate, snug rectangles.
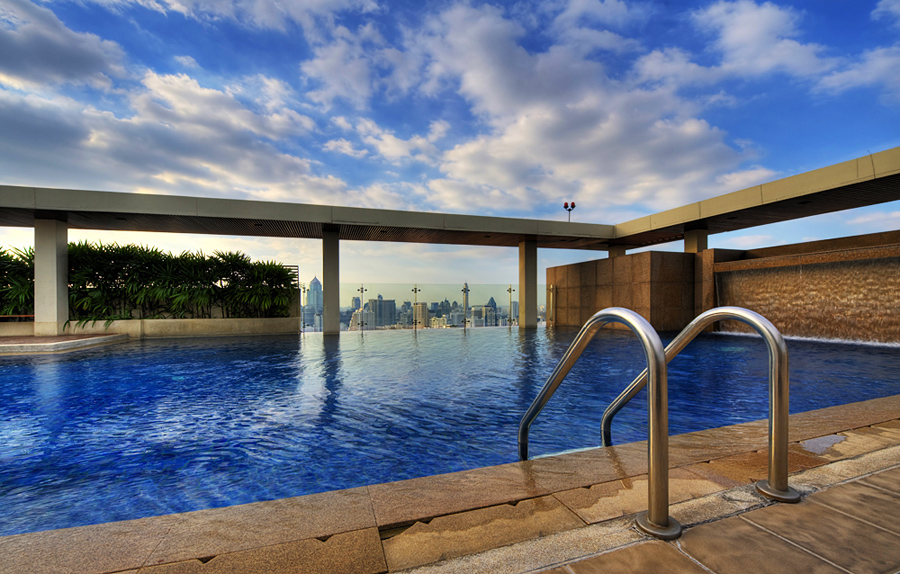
[301,30,375,109]
[174,55,199,68]
[0,0,126,89]
[78,0,379,38]
[406,4,747,220]
[693,0,837,78]
[816,46,900,102]
[847,210,900,226]
[324,138,368,158]
[873,0,900,26]
[715,166,777,191]
[0,71,346,205]
[553,0,646,29]
[354,118,448,164]
[718,234,780,249]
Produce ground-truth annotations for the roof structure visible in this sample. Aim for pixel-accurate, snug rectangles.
[0,185,615,251]
[611,147,900,248]
[1,147,899,251]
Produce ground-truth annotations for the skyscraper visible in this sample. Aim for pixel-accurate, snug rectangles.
[413,302,429,328]
[368,296,397,327]
[304,276,323,329]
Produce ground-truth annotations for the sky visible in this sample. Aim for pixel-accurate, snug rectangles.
[1,0,899,305]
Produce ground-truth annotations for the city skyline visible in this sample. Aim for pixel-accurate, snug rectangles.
[1,1,899,283]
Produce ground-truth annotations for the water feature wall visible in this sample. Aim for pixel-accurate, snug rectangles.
[714,245,900,342]
[547,230,900,342]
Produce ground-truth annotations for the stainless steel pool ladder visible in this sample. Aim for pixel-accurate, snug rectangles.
[518,307,682,540]
[517,306,801,540]
[599,306,800,503]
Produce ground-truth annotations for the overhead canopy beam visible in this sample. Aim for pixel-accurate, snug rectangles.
[611,147,900,249]
[0,186,615,250]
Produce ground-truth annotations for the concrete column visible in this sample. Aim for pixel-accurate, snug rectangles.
[608,245,628,258]
[34,219,68,336]
[518,239,537,329]
[322,229,340,335]
[684,229,709,253]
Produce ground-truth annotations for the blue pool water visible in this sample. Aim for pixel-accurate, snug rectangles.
[1,327,898,536]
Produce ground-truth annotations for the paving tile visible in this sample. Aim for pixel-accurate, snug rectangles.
[553,468,725,524]
[566,541,708,574]
[678,514,844,574]
[145,487,375,565]
[668,421,771,467]
[368,462,550,528]
[0,514,181,574]
[861,465,900,494]
[685,445,826,486]
[391,518,642,574]
[522,442,649,493]
[798,429,900,462]
[788,396,900,442]
[743,500,900,574]
[139,527,386,574]
[381,495,585,571]
[669,484,767,527]
[809,481,900,535]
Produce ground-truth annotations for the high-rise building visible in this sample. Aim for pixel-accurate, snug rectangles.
[413,302,429,328]
[351,297,361,311]
[303,276,323,330]
[368,296,397,327]
[348,309,375,331]
[511,301,519,324]
[484,305,496,327]
[486,297,498,326]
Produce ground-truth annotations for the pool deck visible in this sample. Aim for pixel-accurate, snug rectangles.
[0,334,129,354]
[2,394,900,574]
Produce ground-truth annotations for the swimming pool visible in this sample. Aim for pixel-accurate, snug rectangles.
[1,327,898,536]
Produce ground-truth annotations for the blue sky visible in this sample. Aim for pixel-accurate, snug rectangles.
[1,0,899,298]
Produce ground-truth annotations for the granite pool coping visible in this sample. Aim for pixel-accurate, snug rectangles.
[0,334,129,354]
[2,394,900,574]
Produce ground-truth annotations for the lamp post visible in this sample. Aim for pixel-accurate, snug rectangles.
[564,201,576,222]
[411,284,422,331]
[299,283,308,333]
[357,284,367,332]
[507,284,515,331]
[461,283,470,331]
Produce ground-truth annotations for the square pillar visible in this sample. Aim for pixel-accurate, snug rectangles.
[322,229,340,335]
[518,239,537,329]
[608,245,628,258]
[684,229,709,253]
[34,219,68,336]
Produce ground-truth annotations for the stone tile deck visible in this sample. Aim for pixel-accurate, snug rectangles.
[2,394,900,574]
[0,334,128,354]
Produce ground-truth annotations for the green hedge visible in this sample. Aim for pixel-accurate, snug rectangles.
[0,242,296,323]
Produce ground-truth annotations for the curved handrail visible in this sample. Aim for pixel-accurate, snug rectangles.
[600,306,799,503]
[518,307,681,539]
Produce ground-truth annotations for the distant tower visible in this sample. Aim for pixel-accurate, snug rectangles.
[462,282,469,325]
[413,302,429,328]
[304,276,323,330]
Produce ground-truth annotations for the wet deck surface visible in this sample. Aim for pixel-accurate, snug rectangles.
[1,395,899,574]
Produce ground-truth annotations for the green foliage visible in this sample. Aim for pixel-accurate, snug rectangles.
[0,247,34,318]
[1,242,296,323]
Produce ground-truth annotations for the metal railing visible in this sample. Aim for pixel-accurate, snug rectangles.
[518,307,682,539]
[600,306,800,503]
